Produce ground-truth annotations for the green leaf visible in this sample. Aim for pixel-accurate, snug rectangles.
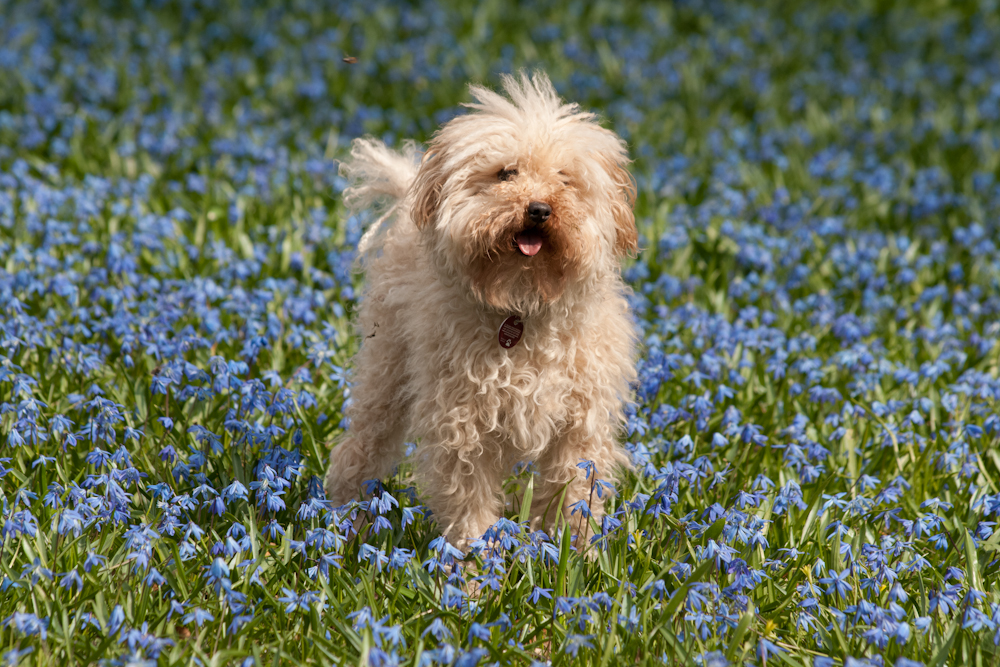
[931,620,960,667]
[519,475,534,526]
[726,612,754,662]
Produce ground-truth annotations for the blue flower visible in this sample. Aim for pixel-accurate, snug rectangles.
[527,586,553,604]
[563,634,594,657]
[182,608,215,627]
[3,612,49,639]
[819,569,852,598]
[107,605,125,636]
[421,618,452,641]
[467,622,490,642]
[758,638,785,663]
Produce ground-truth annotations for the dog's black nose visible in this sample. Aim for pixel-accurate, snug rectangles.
[527,201,551,224]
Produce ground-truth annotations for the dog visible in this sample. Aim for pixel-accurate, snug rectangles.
[324,72,638,551]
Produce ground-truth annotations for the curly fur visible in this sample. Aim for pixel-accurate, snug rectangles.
[325,72,638,550]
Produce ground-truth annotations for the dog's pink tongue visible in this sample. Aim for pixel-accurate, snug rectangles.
[515,230,543,256]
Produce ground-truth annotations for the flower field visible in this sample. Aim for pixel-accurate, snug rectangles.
[2,0,1000,664]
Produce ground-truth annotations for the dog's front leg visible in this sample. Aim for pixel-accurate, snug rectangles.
[415,428,505,552]
[530,418,630,553]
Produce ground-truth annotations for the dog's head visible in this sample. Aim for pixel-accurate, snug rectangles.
[409,72,636,314]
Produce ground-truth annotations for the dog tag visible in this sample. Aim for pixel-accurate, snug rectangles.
[498,316,524,348]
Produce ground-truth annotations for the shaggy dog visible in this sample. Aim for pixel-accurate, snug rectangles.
[325,72,638,551]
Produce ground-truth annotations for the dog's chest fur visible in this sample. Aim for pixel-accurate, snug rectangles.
[409,304,582,460]
[360,221,629,466]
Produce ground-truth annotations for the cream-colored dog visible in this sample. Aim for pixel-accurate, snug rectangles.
[325,72,637,550]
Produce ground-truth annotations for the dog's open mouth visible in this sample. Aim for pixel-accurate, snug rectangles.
[514,229,544,257]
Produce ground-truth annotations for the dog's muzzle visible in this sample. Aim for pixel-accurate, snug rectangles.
[514,201,551,257]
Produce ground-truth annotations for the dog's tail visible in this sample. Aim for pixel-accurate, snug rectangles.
[339,137,420,256]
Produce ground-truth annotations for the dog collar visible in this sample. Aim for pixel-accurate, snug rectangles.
[498,315,524,348]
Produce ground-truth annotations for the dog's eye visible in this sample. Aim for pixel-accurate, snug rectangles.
[498,168,518,182]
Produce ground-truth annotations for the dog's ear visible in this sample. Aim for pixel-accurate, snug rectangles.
[410,149,447,230]
[602,156,638,257]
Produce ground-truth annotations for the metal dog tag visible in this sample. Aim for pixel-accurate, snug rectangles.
[498,316,524,348]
